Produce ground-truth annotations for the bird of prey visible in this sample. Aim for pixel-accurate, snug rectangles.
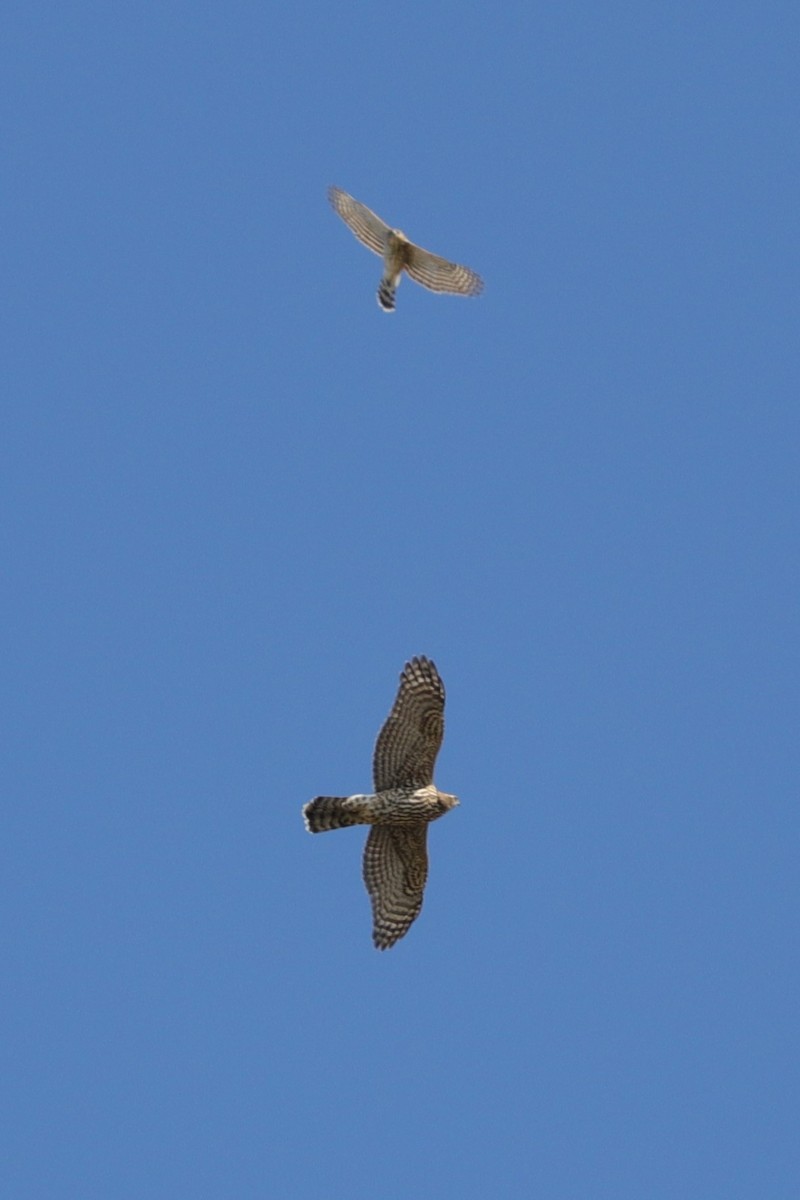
[304,656,458,949]
[328,186,483,312]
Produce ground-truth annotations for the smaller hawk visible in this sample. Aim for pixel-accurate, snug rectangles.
[304,656,458,949]
[328,186,483,312]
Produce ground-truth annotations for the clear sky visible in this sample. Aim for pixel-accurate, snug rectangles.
[3,3,798,1197]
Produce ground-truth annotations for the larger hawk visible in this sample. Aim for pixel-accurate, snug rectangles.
[328,186,483,312]
[303,656,458,949]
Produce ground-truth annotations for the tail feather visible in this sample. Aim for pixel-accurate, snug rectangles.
[304,795,367,833]
[377,278,396,312]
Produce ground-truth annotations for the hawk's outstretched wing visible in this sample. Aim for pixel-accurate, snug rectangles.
[363,824,429,950]
[373,656,445,791]
[328,186,390,257]
[405,244,483,296]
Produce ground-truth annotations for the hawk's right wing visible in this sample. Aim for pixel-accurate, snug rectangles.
[373,656,445,791]
[328,186,390,258]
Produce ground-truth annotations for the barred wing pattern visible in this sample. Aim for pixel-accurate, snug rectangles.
[405,245,484,297]
[373,656,445,791]
[363,824,429,950]
[328,185,389,257]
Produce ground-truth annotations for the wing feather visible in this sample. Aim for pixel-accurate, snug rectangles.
[373,656,445,791]
[363,825,429,949]
[328,186,390,257]
[405,244,483,296]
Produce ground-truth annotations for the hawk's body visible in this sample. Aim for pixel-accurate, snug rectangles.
[328,186,483,312]
[304,786,455,831]
[303,657,458,949]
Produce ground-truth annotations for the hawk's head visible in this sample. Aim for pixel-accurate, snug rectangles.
[437,791,459,814]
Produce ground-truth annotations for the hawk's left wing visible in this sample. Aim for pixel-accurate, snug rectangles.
[363,824,429,949]
[405,244,483,296]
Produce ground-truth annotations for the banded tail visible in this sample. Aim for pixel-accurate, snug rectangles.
[377,277,397,312]
[304,795,369,833]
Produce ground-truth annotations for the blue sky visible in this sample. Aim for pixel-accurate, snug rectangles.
[3,3,798,1196]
